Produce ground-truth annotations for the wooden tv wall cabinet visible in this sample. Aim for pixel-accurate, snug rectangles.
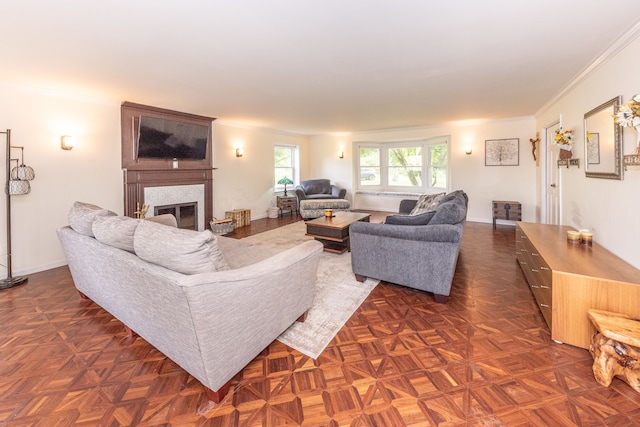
[516,222,640,349]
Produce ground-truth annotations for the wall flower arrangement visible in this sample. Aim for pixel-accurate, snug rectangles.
[554,127,573,160]
[613,94,640,127]
[614,94,640,155]
[554,127,574,146]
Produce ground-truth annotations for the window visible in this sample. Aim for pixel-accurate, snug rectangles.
[274,145,298,191]
[356,137,448,192]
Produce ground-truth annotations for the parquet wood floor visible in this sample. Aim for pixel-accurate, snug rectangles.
[1,217,639,426]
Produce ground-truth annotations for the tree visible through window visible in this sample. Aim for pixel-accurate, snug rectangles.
[357,138,448,191]
[389,147,422,187]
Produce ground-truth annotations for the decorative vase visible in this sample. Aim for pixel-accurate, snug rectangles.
[558,144,572,160]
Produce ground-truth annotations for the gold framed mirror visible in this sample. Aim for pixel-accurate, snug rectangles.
[584,96,622,179]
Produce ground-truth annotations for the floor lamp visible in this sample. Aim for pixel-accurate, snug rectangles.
[1,129,35,290]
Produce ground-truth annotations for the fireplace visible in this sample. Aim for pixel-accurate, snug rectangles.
[143,184,206,231]
[121,102,215,232]
[155,202,197,230]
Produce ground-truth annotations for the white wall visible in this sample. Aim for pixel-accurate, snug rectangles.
[309,117,537,224]
[212,122,309,221]
[535,34,640,268]
[5,32,640,276]
[0,83,122,276]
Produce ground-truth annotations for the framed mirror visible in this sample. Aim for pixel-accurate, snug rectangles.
[584,96,622,179]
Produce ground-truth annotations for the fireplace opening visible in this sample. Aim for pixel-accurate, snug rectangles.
[155,202,197,230]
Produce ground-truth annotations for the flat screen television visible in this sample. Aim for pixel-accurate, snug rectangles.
[137,115,209,160]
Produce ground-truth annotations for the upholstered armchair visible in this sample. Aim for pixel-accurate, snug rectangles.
[295,179,346,202]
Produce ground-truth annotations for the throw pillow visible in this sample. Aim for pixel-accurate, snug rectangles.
[134,220,229,274]
[409,193,445,215]
[384,211,436,225]
[440,190,468,206]
[93,215,140,252]
[428,201,466,225]
[93,214,179,253]
[68,201,116,237]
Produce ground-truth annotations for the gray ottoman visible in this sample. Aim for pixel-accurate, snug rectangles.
[300,199,351,219]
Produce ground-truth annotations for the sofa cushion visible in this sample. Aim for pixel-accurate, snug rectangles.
[134,220,229,274]
[68,201,116,237]
[93,215,140,252]
[410,193,445,215]
[301,179,331,195]
[92,214,178,252]
[428,200,467,225]
[384,211,436,225]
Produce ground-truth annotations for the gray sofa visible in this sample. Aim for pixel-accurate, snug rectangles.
[295,179,346,202]
[57,202,323,404]
[349,190,468,303]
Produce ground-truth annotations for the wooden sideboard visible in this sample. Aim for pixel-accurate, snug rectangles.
[516,222,640,349]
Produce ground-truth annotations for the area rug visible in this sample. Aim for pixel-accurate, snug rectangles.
[242,221,379,358]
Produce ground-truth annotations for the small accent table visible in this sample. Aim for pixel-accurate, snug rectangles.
[588,309,640,393]
[277,195,298,217]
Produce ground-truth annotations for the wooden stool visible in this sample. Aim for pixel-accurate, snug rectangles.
[587,309,640,393]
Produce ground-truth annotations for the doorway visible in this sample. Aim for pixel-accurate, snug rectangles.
[543,121,561,224]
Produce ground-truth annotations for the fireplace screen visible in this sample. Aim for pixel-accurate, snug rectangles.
[155,202,197,230]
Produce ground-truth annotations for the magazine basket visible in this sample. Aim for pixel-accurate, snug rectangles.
[210,218,235,234]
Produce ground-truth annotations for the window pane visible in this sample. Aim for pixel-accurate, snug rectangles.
[431,167,447,188]
[359,147,380,186]
[274,146,296,189]
[389,167,422,187]
[275,168,293,182]
[429,144,447,189]
[275,147,292,167]
[389,147,422,166]
[430,144,447,166]
[388,147,422,186]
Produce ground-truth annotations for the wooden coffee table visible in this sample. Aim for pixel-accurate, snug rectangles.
[305,212,370,253]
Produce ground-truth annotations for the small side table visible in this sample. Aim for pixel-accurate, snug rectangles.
[588,309,640,393]
[492,200,521,229]
[277,196,297,217]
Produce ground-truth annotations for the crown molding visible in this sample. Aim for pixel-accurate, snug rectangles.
[536,19,640,117]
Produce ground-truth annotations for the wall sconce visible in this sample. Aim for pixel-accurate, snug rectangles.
[235,148,244,158]
[61,135,75,150]
[338,151,344,159]
[464,145,473,155]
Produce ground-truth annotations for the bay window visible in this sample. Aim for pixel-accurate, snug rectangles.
[356,137,449,192]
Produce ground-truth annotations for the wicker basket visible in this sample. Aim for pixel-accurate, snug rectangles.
[210,218,235,235]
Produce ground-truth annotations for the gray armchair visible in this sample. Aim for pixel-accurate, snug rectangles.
[295,179,346,202]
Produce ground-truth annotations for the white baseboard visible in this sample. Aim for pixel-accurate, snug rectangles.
[0,259,68,280]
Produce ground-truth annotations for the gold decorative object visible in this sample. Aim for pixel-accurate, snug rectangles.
[614,94,640,170]
[529,133,540,162]
[134,203,149,219]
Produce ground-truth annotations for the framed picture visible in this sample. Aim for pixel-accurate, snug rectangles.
[587,132,600,164]
[485,138,519,166]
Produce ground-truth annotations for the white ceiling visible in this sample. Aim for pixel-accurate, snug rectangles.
[2,1,640,135]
